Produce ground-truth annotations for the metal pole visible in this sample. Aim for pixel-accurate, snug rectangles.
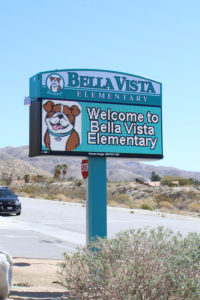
[87,157,107,243]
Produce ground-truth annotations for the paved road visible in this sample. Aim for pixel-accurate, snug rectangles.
[0,197,200,259]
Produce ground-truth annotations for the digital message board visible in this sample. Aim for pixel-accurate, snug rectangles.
[29,69,163,159]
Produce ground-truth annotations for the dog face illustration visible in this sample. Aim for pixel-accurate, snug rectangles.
[47,74,64,92]
[43,101,81,151]
[43,101,80,134]
[50,76,61,91]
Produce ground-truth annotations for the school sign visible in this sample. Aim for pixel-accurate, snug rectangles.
[29,69,163,159]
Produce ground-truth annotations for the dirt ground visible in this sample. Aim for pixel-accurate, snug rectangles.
[10,257,70,300]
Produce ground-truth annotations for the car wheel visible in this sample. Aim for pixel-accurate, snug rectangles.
[16,210,21,216]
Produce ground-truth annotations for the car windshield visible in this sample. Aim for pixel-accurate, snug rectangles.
[0,189,15,198]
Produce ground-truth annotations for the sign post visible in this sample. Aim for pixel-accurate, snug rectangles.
[87,157,107,242]
[28,69,163,243]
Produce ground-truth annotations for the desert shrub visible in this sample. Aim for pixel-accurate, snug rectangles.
[158,201,175,210]
[140,203,153,210]
[155,194,173,203]
[29,194,36,198]
[60,227,200,300]
[13,181,87,201]
[161,176,197,187]
[53,194,71,202]
[188,202,200,212]
[110,193,131,205]
[24,174,30,183]
[74,179,84,187]
[0,173,13,185]
[150,171,161,181]
[178,177,198,186]
[63,183,86,200]
[31,174,46,183]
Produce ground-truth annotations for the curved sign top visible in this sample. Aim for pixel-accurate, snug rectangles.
[30,69,162,107]
[29,69,163,159]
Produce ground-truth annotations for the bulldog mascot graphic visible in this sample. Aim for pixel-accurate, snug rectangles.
[43,101,81,151]
[47,74,64,93]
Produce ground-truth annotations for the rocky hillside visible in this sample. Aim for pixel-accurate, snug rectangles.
[107,181,200,214]
[1,145,200,182]
[0,152,51,179]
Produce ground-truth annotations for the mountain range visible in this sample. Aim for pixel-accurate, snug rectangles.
[0,145,200,182]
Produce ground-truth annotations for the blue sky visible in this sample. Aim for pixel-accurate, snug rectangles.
[0,0,200,172]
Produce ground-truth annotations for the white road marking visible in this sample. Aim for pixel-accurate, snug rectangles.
[40,220,86,225]
[0,235,37,238]
[0,218,85,245]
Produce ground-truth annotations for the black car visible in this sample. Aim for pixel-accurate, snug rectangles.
[0,187,21,216]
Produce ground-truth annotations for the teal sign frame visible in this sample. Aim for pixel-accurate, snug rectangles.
[29,69,163,160]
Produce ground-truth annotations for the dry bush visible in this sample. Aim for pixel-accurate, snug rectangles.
[29,194,36,198]
[31,193,45,199]
[174,200,187,210]
[133,198,156,209]
[140,203,153,210]
[52,194,71,202]
[188,202,200,212]
[155,194,174,203]
[12,181,87,202]
[158,201,175,210]
[60,227,200,300]
[108,193,131,205]
[52,194,84,203]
